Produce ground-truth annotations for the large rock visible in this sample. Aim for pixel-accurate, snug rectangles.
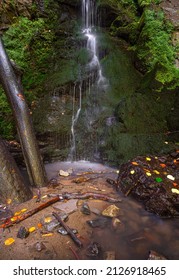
[116,152,179,217]
[160,0,179,30]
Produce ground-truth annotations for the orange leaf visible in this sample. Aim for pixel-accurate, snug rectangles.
[4,238,15,246]
[37,223,43,229]
[20,208,27,213]
[14,211,21,216]
[160,164,166,168]
[144,168,150,172]
[131,161,139,166]
[173,182,178,187]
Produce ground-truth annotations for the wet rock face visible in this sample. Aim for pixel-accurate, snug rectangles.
[160,0,179,68]
[160,0,179,30]
[57,0,81,7]
[116,152,179,217]
[0,0,33,29]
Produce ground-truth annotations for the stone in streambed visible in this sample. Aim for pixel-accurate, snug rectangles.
[102,205,120,218]
[59,170,70,177]
[53,199,78,214]
[80,202,91,215]
[17,226,29,239]
[111,217,121,230]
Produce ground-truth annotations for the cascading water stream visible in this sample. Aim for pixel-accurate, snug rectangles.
[83,0,107,87]
[68,83,82,161]
[69,0,108,161]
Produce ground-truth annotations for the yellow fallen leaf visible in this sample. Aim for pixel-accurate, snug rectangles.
[41,195,47,199]
[130,170,135,174]
[33,195,37,199]
[171,188,179,194]
[146,172,152,176]
[42,233,53,237]
[20,208,27,213]
[89,186,99,190]
[153,170,160,175]
[146,157,151,161]
[28,227,36,233]
[10,216,18,222]
[44,217,52,223]
[7,198,12,205]
[4,238,15,246]
[14,211,21,216]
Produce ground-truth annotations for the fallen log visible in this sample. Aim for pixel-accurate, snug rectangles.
[53,212,83,248]
[0,196,60,230]
[0,192,121,229]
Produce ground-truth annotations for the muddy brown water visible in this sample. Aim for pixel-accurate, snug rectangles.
[0,161,178,260]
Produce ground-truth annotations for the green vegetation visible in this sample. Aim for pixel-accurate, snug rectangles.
[3,16,54,96]
[136,9,179,90]
[0,0,58,138]
[99,0,179,91]
[0,89,15,139]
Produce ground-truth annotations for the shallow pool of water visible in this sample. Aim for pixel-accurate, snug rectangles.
[45,160,179,260]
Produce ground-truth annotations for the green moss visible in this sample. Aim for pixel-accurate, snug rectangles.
[0,88,15,139]
[0,8,56,138]
[136,9,179,90]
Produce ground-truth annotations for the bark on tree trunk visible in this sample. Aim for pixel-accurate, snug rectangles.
[0,37,47,187]
[0,138,32,203]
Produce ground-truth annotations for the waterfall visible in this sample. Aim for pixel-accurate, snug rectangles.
[82,0,107,87]
[69,0,108,161]
[68,83,82,161]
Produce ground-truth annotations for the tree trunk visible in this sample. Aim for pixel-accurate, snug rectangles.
[0,37,47,187]
[0,138,32,204]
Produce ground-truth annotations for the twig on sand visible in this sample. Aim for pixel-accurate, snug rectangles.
[52,211,83,248]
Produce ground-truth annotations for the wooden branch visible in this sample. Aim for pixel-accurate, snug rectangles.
[0,192,121,229]
[69,246,80,260]
[53,212,83,248]
[62,192,121,203]
[0,196,60,229]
